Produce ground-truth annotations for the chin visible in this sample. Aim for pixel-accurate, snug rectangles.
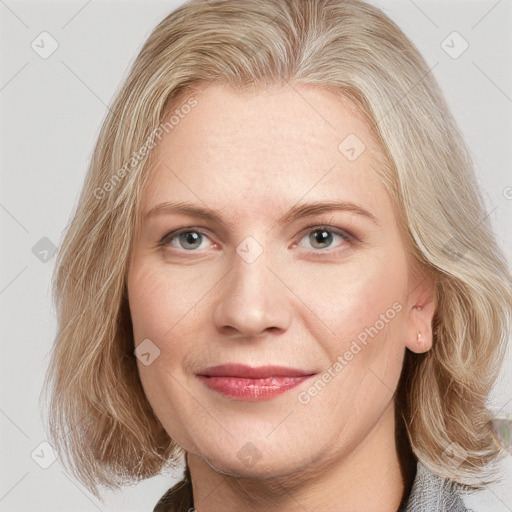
[190,437,320,481]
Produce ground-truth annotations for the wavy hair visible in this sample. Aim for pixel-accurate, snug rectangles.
[41,0,512,498]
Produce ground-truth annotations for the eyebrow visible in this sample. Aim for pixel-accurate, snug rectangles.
[144,200,380,227]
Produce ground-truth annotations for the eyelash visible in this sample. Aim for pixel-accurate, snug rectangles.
[157,221,356,258]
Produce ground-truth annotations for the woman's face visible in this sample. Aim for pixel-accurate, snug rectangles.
[128,84,432,479]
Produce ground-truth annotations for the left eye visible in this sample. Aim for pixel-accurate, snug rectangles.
[295,226,352,251]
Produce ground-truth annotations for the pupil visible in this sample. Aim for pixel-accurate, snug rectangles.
[180,231,201,250]
[311,229,332,248]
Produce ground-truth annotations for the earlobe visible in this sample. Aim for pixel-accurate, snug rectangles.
[403,266,437,353]
[412,329,430,353]
[405,303,435,354]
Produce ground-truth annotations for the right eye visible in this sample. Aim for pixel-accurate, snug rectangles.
[159,228,216,252]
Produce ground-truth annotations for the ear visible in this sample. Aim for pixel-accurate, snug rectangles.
[404,271,437,354]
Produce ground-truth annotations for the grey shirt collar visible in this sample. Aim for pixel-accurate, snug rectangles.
[401,462,467,511]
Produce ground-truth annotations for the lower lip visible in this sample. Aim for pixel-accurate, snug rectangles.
[197,375,312,401]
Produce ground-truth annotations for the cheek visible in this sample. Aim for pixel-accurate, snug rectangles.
[290,250,408,343]
[128,260,198,442]
[128,259,210,346]
[288,248,409,401]
[127,261,193,398]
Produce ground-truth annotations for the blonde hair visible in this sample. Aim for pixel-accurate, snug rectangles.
[42,0,512,498]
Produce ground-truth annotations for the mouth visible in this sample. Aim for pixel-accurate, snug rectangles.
[197,363,316,402]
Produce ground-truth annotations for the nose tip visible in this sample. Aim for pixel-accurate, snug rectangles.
[211,255,292,338]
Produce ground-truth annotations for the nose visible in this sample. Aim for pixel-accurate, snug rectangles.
[212,249,292,339]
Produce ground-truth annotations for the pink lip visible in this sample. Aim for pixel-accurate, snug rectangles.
[197,364,315,402]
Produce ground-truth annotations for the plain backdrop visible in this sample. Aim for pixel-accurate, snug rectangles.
[1,0,511,510]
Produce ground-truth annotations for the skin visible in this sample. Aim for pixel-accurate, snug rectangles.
[127,84,436,512]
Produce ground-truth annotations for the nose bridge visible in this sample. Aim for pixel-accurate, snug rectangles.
[212,244,291,337]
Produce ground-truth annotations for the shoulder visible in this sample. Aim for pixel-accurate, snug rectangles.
[401,462,468,512]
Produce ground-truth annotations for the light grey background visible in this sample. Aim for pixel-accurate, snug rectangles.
[1,0,511,510]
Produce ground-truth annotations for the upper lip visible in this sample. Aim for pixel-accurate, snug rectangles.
[198,363,315,379]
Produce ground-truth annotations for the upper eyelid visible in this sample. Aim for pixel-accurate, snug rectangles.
[160,226,216,243]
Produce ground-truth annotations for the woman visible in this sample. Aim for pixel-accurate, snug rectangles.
[42,0,512,510]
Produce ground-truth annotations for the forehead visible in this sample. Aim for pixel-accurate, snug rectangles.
[142,84,391,222]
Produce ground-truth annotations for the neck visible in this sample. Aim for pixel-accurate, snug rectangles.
[187,402,406,512]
